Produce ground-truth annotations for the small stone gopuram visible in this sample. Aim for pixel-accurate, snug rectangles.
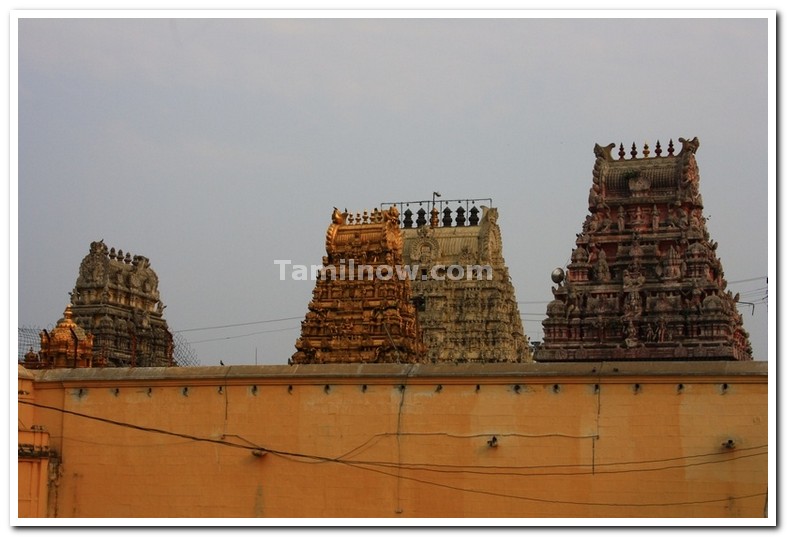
[537,138,753,361]
[67,240,174,367]
[388,199,530,363]
[292,207,425,364]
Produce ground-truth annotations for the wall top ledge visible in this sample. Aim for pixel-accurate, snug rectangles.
[22,360,767,384]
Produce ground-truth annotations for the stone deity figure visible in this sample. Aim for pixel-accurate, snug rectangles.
[565,285,581,318]
[645,323,656,342]
[633,206,644,226]
[678,207,689,229]
[594,249,611,282]
[599,209,613,232]
[690,210,702,230]
[629,239,644,259]
[624,320,639,347]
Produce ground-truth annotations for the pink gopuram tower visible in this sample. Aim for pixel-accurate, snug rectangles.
[537,138,753,362]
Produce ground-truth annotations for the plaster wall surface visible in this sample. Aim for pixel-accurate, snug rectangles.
[19,362,767,518]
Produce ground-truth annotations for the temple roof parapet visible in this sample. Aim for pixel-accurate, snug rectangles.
[381,198,493,229]
[589,137,703,212]
[593,137,699,162]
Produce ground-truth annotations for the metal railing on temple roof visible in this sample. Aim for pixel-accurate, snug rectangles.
[381,198,493,228]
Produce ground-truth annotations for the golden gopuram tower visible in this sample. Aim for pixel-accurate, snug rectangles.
[24,305,95,369]
[385,198,530,363]
[537,137,753,361]
[292,206,425,364]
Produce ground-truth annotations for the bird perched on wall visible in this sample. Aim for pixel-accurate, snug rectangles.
[331,207,346,224]
[220,360,225,366]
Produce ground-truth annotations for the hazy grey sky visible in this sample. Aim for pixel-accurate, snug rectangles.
[16,14,771,366]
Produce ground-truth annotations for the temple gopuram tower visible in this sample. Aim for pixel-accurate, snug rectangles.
[537,137,752,362]
[292,207,424,364]
[68,240,174,367]
[385,198,530,363]
[24,305,95,369]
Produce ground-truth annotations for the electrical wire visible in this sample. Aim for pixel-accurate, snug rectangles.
[332,437,766,471]
[48,435,197,449]
[273,452,767,509]
[339,450,767,478]
[173,316,303,333]
[189,326,299,345]
[727,276,767,285]
[295,430,766,475]
[170,277,767,338]
[21,400,264,451]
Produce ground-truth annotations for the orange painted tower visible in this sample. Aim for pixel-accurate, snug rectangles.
[292,206,424,364]
[27,305,95,369]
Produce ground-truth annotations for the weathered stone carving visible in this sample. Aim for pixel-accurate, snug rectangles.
[537,138,753,362]
[292,207,425,364]
[66,241,174,367]
[398,201,531,363]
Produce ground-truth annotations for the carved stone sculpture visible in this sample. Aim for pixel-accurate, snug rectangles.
[65,241,174,367]
[292,207,424,364]
[399,201,531,363]
[537,138,753,362]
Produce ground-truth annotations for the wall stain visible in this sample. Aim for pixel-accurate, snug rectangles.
[253,484,264,517]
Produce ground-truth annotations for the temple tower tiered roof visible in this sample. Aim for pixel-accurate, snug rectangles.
[68,240,174,367]
[536,137,752,362]
[385,198,530,363]
[24,305,95,369]
[292,206,425,364]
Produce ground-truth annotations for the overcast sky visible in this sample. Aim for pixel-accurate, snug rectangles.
[15,14,772,366]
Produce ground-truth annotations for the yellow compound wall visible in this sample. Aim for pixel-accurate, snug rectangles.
[17,361,768,519]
